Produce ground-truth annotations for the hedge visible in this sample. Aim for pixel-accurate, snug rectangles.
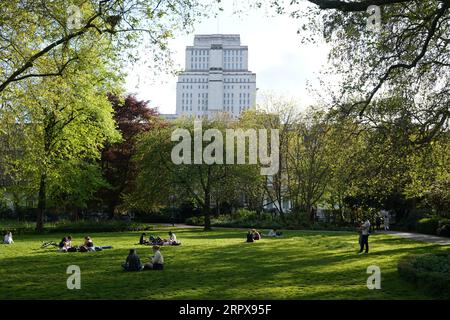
[398,252,450,298]
[416,217,450,237]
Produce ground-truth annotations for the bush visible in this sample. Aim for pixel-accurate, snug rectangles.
[185,216,204,226]
[184,211,355,231]
[416,217,440,235]
[50,220,154,233]
[230,208,257,221]
[415,216,450,237]
[398,252,450,298]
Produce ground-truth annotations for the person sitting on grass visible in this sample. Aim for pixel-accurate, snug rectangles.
[144,245,164,270]
[58,236,67,249]
[79,236,95,252]
[59,236,74,252]
[139,233,150,245]
[122,249,143,271]
[252,229,261,240]
[3,231,14,244]
[165,231,181,245]
[246,230,254,243]
[168,231,177,243]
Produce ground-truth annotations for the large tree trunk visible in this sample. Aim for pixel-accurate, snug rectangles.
[36,172,46,233]
[203,190,211,231]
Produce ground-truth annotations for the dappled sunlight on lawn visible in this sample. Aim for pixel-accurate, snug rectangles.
[0,228,448,299]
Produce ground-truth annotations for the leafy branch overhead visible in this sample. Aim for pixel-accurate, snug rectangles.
[0,0,208,94]
[269,0,449,140]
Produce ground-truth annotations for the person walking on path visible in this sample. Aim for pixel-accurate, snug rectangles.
[384,214,390,231]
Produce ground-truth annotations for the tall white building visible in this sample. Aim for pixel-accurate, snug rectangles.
[176,34,256,119]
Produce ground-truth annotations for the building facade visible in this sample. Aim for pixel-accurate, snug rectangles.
[176,34,256,119]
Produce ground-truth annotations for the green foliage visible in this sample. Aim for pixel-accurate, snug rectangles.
[398,253,450,298]
[416,217,441,236]
[0,0,210,94]
[185,209,356,232]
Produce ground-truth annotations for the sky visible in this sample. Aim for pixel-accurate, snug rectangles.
[124,1,330,115]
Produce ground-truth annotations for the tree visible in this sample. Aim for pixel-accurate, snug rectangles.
[286,109,332,223]
[0,0,209,95]
[243,95,299,217]
[129,117,257,230]
[97,94,162,216]
[263,0,449,141]
[1,38,121,232]
[405,132,450,215]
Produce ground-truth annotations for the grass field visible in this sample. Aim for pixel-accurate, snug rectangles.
[0,227,448,300]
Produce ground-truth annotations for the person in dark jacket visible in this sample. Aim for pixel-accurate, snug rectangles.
[139,233,149,245]
[246,230,254,243]
[122,249,143,271]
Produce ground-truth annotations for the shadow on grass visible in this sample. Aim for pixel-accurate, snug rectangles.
[0,229,446,300]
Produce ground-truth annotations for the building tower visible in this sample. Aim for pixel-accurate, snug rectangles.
[176,34,256,119]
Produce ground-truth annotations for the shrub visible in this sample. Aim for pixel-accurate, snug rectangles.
[436,219,450,237]
[184,211,355,232]
[230,208,257,221]
[416,217,440,235]
[398,252,450,298]
[185,216,204,226]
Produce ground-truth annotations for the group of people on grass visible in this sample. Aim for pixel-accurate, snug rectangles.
[246,228,283,242]
[375,214,390,231]
[41,235,112,252]
[122,245,164,271]
[139,231,181,246]
[121,231,182,272]
[38,230,175,272]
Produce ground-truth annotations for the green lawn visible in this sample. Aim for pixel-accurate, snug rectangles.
[0,227,448,300]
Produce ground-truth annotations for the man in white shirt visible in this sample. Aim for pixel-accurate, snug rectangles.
[168,231,177,244]
[358,219,371,254]
[144,245,164,270]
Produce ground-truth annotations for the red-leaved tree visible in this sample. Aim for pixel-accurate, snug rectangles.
[97,93,163,217]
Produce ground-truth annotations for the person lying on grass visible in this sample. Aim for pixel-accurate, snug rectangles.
[265,229,283,237]
[144,245,164,270]
[41,236,71,250]
[3,231,14,244]
[122,249,143,271]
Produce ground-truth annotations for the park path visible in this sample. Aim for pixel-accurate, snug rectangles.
[383,231,450,246]
[157,224,450,246]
